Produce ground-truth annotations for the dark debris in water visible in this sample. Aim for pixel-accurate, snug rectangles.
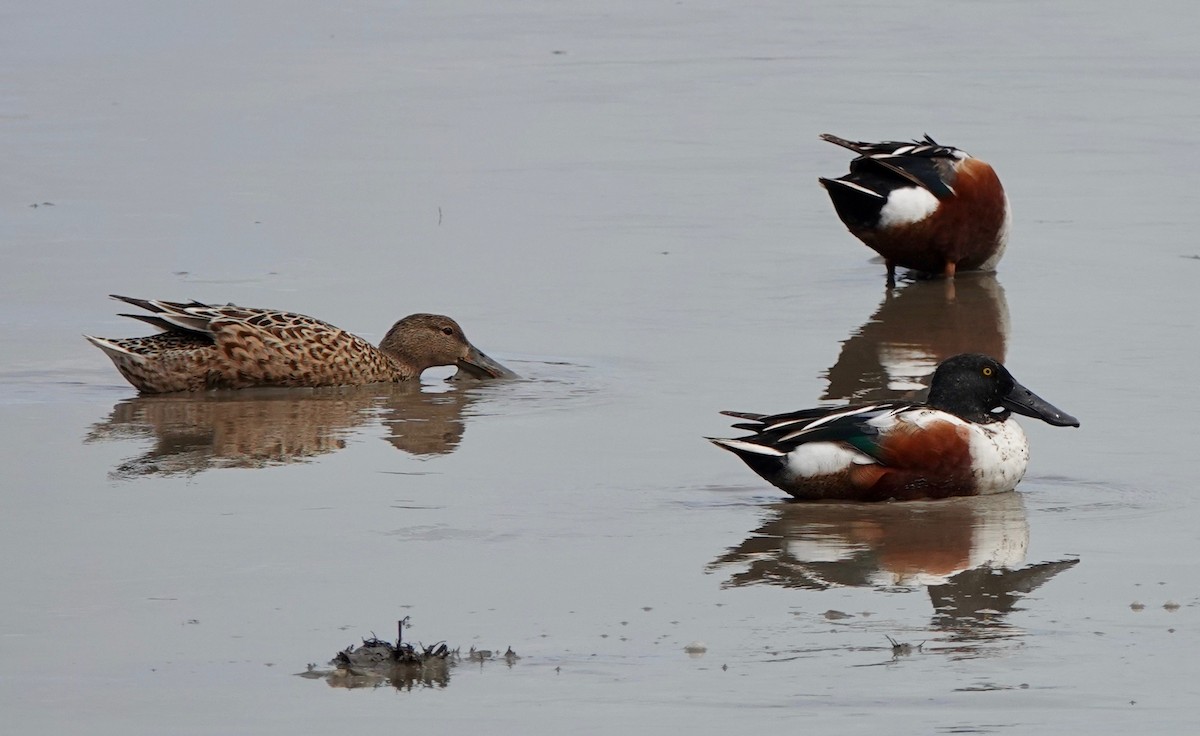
[335,637,453,668]
[886,635,924,657]
[298,618,519,691]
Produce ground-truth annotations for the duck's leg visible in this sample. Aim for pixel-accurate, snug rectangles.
[886,260,897,287]
[942,260,957,279]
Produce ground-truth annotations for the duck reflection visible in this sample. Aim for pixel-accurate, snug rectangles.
[823,275,1009,403]
[709,493,1078,628]
[85,382,487,478]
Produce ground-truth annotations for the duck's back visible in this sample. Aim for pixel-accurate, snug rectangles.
[88,303,405,392]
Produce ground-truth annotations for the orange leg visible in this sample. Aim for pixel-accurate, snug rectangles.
[942,260,957,279]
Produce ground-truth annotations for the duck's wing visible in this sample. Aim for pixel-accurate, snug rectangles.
[821,133,958,159]
[718,403,913,463]
[109,294,353,345]
[719,406,831,432]
[821,133,963,199]
[109,295,218,334]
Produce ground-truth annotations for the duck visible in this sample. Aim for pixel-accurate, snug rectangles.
[708,354,1077,501]
[819,134,1010,283]
[85,295,516,393]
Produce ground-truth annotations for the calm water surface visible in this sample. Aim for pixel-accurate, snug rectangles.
[2,2,1198,733]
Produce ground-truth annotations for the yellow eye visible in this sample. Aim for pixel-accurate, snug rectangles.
[982,367,993,376]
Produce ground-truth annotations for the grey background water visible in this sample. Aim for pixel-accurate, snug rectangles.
[2,1,1198,732]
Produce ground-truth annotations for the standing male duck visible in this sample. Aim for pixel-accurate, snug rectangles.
[819,134,1010,282]
[709,354,1077,501]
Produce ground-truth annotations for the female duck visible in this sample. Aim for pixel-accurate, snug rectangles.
[709,354,1077,501]
[86,295,515,393]
[819,134,1009,282]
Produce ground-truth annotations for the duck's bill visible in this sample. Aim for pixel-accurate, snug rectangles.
[453,345,519,380]
[1002,381,1079,427]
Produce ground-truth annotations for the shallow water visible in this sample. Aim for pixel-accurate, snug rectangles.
[2,1,1199,733]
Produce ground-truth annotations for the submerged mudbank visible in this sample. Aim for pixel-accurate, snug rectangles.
[299,621,520,691]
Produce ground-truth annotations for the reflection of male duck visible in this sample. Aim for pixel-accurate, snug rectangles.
[710,493,1077,627]
[823,275,1009,404]
[85,383,485,478]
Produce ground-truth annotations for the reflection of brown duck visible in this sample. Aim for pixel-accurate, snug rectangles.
[823,275,1008,404]
[709,493,1078,625]
[378,387,473,457]
[84,383,485,478]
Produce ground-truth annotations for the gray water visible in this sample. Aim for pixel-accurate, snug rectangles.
[2,2,1198,733]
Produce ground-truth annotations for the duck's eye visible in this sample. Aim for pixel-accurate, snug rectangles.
[982,367,993,377]
[441,327,455,336]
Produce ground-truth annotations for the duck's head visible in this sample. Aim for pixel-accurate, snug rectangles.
[928,353,1079,427]
[379,314,517,380]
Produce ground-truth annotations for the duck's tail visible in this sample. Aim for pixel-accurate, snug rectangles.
[83,334,137,360]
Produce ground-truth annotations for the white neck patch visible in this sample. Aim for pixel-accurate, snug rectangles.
[878,187,940,228]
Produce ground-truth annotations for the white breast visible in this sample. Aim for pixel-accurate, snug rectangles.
[966,418,1030,494]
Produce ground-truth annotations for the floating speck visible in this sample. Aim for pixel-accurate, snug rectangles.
[886,635,922,656]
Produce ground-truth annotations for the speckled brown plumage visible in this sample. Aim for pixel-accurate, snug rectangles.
[86,295,514,393]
